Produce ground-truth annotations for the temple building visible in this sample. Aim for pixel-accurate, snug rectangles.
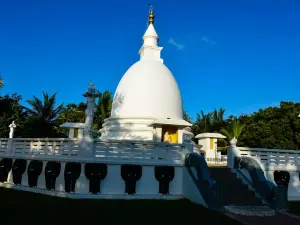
[99,8,191,143]
[0,6,297,220]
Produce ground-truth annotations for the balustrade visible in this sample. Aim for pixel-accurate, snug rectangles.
[0,138,187,167]
[238,147,300,167]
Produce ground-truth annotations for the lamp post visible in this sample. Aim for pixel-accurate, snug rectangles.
[82,82,101,138]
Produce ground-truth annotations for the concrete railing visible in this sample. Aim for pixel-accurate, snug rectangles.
[0,138,190,166]
[227,143,300,201]
[0,138,191,200]
[238,147,300,169]
[205,156,227,164]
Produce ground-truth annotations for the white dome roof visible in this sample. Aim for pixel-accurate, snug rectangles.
[111,59,183,119]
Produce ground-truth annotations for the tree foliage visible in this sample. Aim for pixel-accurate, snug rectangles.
[57,103,86,123]
[238,102,300,149]
[220,119,245,141]
[0,86,299,151]
[22,92,64,138]
[193,108,226,134]
[183,110,192,124]
[94,91,113,129]
[0,94,27,137]
[0,75,4,89]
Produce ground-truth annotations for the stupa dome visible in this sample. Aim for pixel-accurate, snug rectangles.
[111,59,183,120]
[100,6,191,142]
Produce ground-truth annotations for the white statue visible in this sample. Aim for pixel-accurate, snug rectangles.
[9,121,16,138]
[182,127,194,143]
[163,132,172,143]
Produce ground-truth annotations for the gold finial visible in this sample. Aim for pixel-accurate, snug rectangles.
[148,4,155,25]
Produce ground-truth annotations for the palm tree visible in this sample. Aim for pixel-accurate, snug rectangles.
[212,108,225,124]
[201,110,212,132]
[211,108,226,132]
[25,92,64,122]
[23,92,64,137]
[0,75,4,88]
[183,110,192,123]
[95,91,113,129]
[220,119,245,141]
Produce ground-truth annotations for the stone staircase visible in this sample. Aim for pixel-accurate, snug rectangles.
[209,167,275,215]
[209,167,300,225]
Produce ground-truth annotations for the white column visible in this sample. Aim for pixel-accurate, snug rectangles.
[69,128,74,138]
[177,128,183,144]
[154,126,162,142]
[227,138,240,168]
[84,96,95,137]
[78,129,83,139]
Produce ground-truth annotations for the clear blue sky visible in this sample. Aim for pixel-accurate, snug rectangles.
[1,0,299,121]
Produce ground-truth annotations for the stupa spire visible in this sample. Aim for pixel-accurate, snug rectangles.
[142,5,159,46]
[139,4,163,62]
[148,4,155,25]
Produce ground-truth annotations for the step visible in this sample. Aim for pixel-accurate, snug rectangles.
[226,211,300,225]
[224,205,275,216]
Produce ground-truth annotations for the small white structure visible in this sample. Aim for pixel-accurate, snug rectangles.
[8,121,16,138]
[99,9,191,143]
[195,133,226,159]
[60,122,85,138]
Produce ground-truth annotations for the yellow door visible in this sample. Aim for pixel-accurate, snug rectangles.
[162,126,178,144]
[210,138,214,150]
[74,128,79,138]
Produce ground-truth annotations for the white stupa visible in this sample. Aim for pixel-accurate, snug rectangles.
[100,7,191,143]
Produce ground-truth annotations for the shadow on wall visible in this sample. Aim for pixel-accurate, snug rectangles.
[110,92,125,117]
[99,91,153,142]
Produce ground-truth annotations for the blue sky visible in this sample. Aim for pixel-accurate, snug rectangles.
[1,0,299,121]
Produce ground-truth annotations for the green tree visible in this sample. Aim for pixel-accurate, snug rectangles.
[57,103,85,123]
[220,119,245,141]
[94,91,113,130]
[193,108,226,134]
[238,102,300,149]
[0,75,4,88]
[23,92,64,137]
[183,110,192,124]
[0,94,27,137]
[211,108,226,132]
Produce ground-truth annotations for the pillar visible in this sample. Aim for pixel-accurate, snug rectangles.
[227,138,240,168]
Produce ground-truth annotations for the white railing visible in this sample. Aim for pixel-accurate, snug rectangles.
[93,140,187,165]
[11,138,81,157]
[0,139,9,154]
[205,155,227,164]
[0,138,188,165]
[238,147,300,167]
[94,140,185,161]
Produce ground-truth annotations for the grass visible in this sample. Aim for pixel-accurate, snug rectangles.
[0,187,242,225]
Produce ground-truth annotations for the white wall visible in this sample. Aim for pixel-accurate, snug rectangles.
[0,158,184,198]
